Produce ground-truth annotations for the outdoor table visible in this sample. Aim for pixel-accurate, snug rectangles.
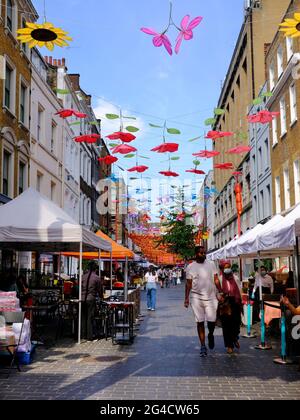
[106,302,135,344]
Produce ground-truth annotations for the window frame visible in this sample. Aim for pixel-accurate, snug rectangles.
[280,97,287,137]
[289,83,297,125]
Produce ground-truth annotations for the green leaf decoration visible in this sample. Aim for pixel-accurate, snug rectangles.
[167,128,181,135]
[89,121,99,126]
[54,88,70,95]
[139,156,150,160]
[124,154,135,158]
[193,160,201,166]
[149,123,163,128]
[69,121,81,126]
[126,126,140,133]
[106,114,119,120]
[253,97,263,105]
[109,143,119,147]
[188,136,202,142]
[124,116,137,120]
[214,108,225,116]
[262,91,273,98]
[171,157,180,161]
[237,132,248,140]
[205,118,217,126]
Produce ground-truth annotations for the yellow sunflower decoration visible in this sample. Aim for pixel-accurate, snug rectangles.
[17,22,72,51]
[279,13,300,38]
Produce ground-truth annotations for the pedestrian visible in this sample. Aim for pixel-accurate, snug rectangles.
[145,268,159,311]
[81,261,103,341]
[176,268,182,285]
[218,262,243,354]
[184,246,222,357]
[172,269,177,286]
[157,267,165,288]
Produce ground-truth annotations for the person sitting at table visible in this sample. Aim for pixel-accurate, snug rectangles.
[16,274,29,306]
[81,261,103,342]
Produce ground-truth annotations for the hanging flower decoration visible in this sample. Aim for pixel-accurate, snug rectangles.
[106,132,136,143]
[205,131,234,140]
[98,156,119,165]
[56,109,87,119]
[74,134,100,144]
[233,171,243,177]
[159,171,179,177]
[17,22,72,51]
[186,169,206,175]
[193,150,220,158]
[279,13,300,38]
[176,212,186,222]
[151,143,179,153]
[128,166,149,173]
[141,3,202,55]
[247,110,280,124]
[175,16,203,54]
[214,163,234,170]
[111,144,137,155]
[227,146,252,155]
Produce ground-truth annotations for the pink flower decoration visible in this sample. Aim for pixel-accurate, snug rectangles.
[74,134,100,144]
[175,15,203,54]
[98,156,118,165]
[106,132,136,143]
[205,131,234,140]
[186,169,206,175]
[214,163,234,170]
[56,109,87,119]
[247,111,280,124]
[128,166,149,173]
[227,146,252,155]
[141,28,173,56]
[193,150,220,158]
[159,171,179,177]
[111,144,137,155]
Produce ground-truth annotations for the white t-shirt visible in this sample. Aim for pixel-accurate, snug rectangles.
[254,274,274,294]
[145,273,158,284]
[186,261,218,300]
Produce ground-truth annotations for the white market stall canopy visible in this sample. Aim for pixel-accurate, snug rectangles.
[0,188,112,253]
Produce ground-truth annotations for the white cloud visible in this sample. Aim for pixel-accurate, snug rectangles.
[157,71,169,80]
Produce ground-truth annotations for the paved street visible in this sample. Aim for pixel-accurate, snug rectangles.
[0,285,299,400]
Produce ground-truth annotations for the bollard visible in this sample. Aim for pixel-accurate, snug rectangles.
[274,302,293,365]
[255,300,272,350]
[242,291,256,339]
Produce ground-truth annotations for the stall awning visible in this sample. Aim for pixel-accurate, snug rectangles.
[0,188,112,252]
[63,230,134,260]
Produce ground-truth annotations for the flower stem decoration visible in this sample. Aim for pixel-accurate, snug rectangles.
[17,22,72,51]
[141,2,202,55]
[279,13,300,38]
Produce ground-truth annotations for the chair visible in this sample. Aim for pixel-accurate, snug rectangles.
[0,311,25,378]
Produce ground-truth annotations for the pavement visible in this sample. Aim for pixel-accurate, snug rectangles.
[0,284,299,400]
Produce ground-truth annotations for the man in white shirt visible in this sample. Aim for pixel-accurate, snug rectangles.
[185,246,222,357]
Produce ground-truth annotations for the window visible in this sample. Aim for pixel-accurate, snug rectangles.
[6,0,13,32]
[5,65,12,109]
[289,84,297,124]
[51,122,56,154]
[264,139,269,165]
[260,190,264,221]
[37,173,43,192]
[277,46,283,78]
[258,147,262,175]
[275,176,281,214]
[20,83,26,124]
[2,151,11,197]
[37,106,44,142]
[284,169,290,210]
[269,61,275,91]
[280,97,287,135]
[18,162,26,195]
[294,160,300,204]
[21,18,27,52]
[51,182,56,201]
[272,117,278,146]
[266,185,271,217]
[286,37,293,62]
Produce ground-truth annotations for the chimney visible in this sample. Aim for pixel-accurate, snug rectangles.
[58,59,61,66]
[49,56,53,65]
[62,58,66,67]
[53,59,57,66]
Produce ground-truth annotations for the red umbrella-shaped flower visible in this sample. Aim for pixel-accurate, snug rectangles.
[214,163,234,170]
[233,171,243,177]
[247,110,280,124]
[74,134,101,144]
[128,166,149,173]
[98,156,118,165]
[186,169,206,175]
[205,131,234,140]
[159,171,179,177]
[111,144,137,155]
[227,146,252,155]
[193,150,220,158]
[151,143,179,153]
[106,132,136,143]
[56,109,87,119]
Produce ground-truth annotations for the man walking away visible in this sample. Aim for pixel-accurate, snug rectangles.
[185,246,222,357]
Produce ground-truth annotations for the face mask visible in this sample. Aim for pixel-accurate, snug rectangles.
[261,271,267,277]
[224,269,232,275]
[196,256,206,264]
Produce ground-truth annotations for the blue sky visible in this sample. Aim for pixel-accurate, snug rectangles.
[34,0,244,213]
